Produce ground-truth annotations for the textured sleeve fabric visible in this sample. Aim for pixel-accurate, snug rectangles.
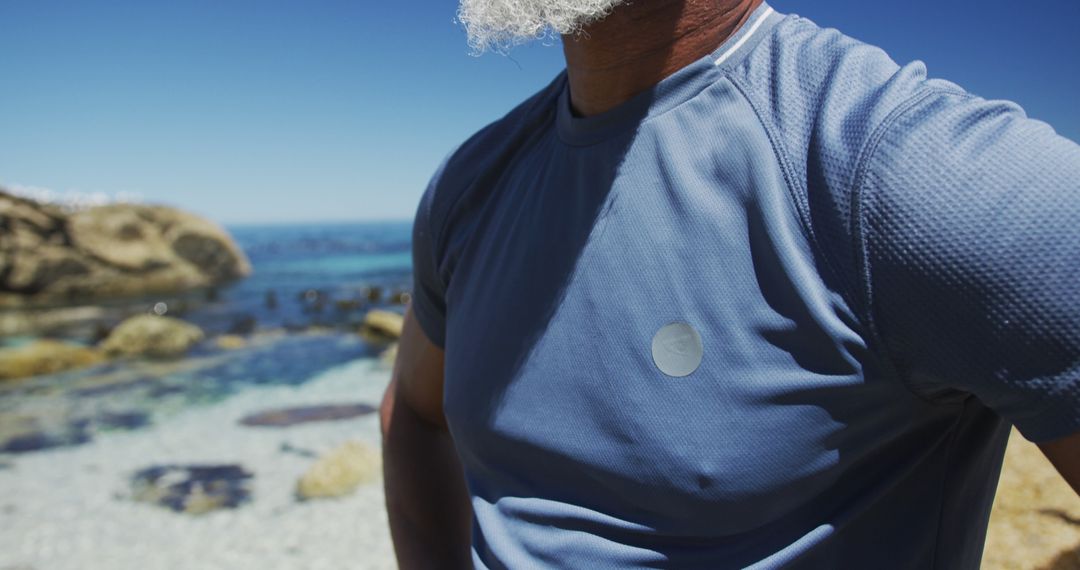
[858,88,1080,442]
[410,164,449,349]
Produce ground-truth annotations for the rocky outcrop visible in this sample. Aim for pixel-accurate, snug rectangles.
[99,314,204,358]
[296,441,381,500]
[0,189,251,308]
[0,339,104,380]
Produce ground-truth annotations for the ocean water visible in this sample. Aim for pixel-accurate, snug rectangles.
[0,221,415,454]
[207,221,413,333]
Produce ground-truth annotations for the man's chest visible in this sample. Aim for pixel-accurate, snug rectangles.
[435,134,931,533]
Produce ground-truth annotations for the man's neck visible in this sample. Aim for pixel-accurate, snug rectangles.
[561,0,763,117]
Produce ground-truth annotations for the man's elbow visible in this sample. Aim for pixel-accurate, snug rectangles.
[1039,430,1080,497]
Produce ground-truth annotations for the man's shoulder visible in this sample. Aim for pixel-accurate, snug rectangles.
[736,11,954,145]
[424,72,565,222]
[729,11,965,220]
[724,9,972,312]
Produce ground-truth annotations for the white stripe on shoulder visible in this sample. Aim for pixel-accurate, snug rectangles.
[714,6,775,66]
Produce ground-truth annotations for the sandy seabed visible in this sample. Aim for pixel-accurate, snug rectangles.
[0,358,396,570]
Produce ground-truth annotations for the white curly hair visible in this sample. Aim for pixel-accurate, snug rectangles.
[457,0,629,54]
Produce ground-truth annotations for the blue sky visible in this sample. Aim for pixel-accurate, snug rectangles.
[1,0,1078,224]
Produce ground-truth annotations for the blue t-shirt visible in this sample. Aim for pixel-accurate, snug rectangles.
[410,4,1080,568]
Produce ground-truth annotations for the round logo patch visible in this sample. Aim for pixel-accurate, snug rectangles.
[651,322,703,377]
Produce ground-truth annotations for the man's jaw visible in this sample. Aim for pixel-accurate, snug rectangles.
[457,0,629,54]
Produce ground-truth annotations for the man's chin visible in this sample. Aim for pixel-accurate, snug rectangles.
[457,0,627,54]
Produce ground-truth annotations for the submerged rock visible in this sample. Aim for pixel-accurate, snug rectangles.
[131,464,253,515]
[227,314,257,335]
[1,432,84,454]
[334,298,363,313]
[279,442,319,459]
[95,410,151,431]
[239,403,378,427]
[0,411,149,454]
[0,420,92,454]
[0,189,250,310]
[215,334,248,350]
[0,339,104,380]
[360,310,404,340]
[99,315,204,358]
[296,441,381,500]
[361,286,383,303]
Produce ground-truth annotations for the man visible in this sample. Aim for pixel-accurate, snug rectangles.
[381,0,1080,567]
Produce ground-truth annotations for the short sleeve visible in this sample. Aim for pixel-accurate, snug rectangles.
[410,168,449,349]
[858,88,1080,442]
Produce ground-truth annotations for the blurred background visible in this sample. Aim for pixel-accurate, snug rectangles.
[1,1,1078,568]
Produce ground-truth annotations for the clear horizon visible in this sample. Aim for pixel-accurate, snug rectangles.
[2,0,1078,225]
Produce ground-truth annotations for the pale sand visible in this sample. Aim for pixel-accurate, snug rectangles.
[984,430,1080,570]
[0,358,396,570]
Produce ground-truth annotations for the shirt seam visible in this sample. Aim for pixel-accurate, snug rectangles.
[849,85,971,406]
[725,73,859,332]
[557,8,782,148]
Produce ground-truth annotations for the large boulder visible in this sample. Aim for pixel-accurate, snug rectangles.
[99,314,204,358]
[296,441,381,500]
[67,206,172,271]
[0,339,104,380]
[0,189,251,308]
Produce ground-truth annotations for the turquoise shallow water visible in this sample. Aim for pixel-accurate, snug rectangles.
[264,251,411,275]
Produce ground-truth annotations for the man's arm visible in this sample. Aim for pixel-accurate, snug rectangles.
[381,304,472,569]
[1040,434,1080,496]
